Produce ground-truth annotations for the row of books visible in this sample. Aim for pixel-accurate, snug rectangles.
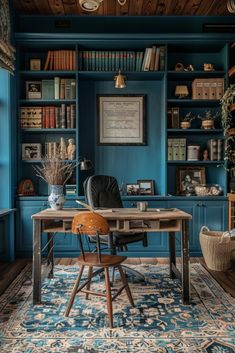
[20,104,76,129]
[44,50,76,71]
[42,78,76,100]
[208,139,223,161]
[78,46,165,72]
[192,78,224,100]
[141,45,165,71]
[168,138,223,161]
[167,107,180,129]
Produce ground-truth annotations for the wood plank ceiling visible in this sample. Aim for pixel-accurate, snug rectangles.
[13,0,232,16]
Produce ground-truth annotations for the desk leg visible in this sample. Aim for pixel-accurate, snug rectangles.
[108,232,116,255]
[169,232,176,279]
[47,232,54,278]
[33,219,42,305]
[181,219,190,304]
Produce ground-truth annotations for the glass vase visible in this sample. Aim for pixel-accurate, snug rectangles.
[48,185,65,210]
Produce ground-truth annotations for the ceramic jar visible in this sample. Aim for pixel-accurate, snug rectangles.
[48,185,65,210]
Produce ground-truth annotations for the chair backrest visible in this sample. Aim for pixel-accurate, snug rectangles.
[72,211,110,262]
[84,175,123,209]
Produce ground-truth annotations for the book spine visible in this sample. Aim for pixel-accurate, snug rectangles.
[70,104,76,128]
[172,139,179,160]
[208,139,218,160]
[61,103,66,129]
[159,46,165,71]
[60,78,65,99]
[167,138,173,160]
[65,79,71,100]
[66,105,71,128]
[54,77,60,100]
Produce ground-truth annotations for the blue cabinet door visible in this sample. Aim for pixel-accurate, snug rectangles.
[167,201,198,254]
[16,200,80,257]
[16,201,46,257]
[168,200,228,256]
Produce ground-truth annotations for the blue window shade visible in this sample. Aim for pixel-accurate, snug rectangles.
[0,68,12,208]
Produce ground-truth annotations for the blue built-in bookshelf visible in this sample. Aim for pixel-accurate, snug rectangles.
[13,16,234,257]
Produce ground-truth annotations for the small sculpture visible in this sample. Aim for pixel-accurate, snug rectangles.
[60,137,67,160]
[67,138,76,160]
[203,63,215,71]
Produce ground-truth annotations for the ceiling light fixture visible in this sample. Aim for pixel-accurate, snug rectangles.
[79,0,127,12]
[227,0,235,13]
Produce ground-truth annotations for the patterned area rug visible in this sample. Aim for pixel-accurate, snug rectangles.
[0,263,235,352]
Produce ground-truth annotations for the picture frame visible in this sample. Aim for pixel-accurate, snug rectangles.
[26,81,42,99]
[22,143,42,160]
[29,58,41,71]
[137,179,154,195]
[126,183,140,196]
[176,167,206,195]
[97,94,146,145]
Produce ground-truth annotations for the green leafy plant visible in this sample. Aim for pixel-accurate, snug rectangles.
[182,112,195,122]
[219,85,235,172]
[220,84,235,135]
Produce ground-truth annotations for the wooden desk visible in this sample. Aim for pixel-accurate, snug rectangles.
[0,209,15,262]
[32,207,192,305]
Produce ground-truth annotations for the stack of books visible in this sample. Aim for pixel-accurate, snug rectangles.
[208,139,223,160]
[44,50,76,71]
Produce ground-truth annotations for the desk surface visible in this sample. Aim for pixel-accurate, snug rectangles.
[32,207,192,220]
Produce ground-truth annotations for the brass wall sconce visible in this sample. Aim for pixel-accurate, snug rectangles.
[175,85,189,99]
[114,70,126,89]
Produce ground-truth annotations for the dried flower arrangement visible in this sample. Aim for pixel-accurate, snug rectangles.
[33,154,78,186]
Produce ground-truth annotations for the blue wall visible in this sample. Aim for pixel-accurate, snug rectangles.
[0,69,13,208]
[79,79,166,195]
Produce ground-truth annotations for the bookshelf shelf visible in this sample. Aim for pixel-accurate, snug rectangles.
[168,70,226,79]
[21,128,76,133]
[167,160,224,165]
[78,71,165,81]
[19,70,77,76]
[19,99,76,104]
[167,129,224,134]
[167,99,220,106]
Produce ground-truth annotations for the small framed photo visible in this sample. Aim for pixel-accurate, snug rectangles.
[22,143,41,160]
[26,81,42,99]
[29,58,41,71]
[176,167,206,195]
[137,179,155,195]
[126,183,140,196]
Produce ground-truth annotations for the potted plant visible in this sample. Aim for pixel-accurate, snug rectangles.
[199,110,219,130]
[180,112,195,129]
[33,154,78,210]
[220,84,235,136]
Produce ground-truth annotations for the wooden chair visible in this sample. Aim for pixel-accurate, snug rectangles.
[65,211,135,328]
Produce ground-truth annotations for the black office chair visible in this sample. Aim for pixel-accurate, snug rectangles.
[83,175,148,281]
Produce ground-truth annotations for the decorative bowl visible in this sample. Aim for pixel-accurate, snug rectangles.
[195,184,222,196]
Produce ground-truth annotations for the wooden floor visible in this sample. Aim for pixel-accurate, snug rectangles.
[0,257,235,297]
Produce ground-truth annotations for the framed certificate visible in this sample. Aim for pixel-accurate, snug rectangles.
[97,94,146,145]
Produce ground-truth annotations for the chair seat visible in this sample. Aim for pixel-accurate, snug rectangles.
[77,253,127,267]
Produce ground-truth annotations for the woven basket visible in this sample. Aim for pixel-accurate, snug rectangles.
[199,226,235,271]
